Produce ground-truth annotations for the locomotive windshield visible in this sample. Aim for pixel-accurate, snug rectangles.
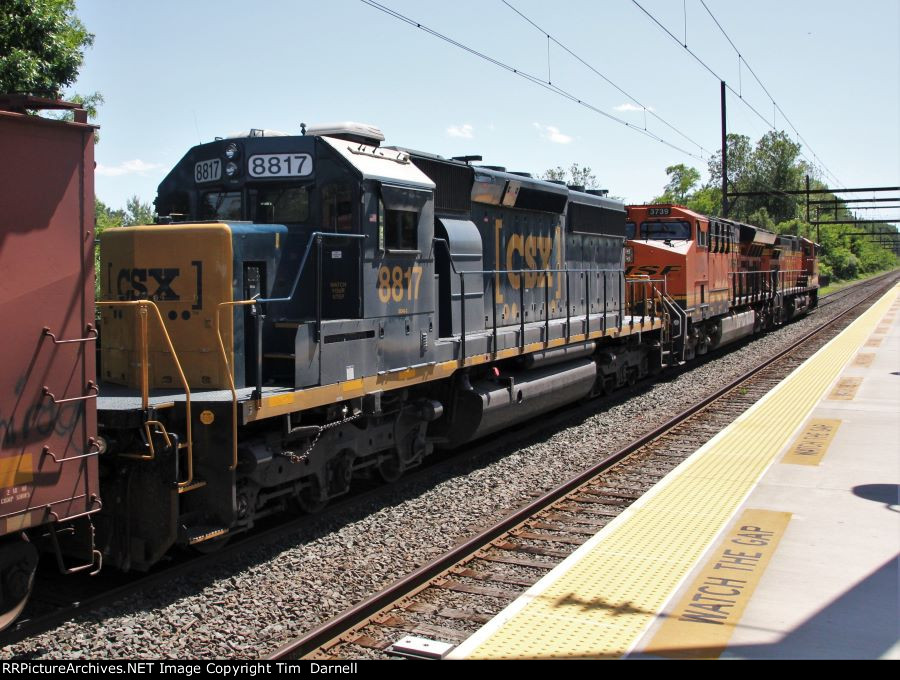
[200,191,242,221]
[640,220,691,240]
[256,185,310,223]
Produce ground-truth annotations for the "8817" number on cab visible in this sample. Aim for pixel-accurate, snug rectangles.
[248,153,313,178]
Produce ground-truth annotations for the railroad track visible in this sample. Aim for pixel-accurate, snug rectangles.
[817,271,897,309]
[3,272,895,656]
[270,273,898,661]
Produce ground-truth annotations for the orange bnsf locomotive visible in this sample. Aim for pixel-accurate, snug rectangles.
[625,204,818,361]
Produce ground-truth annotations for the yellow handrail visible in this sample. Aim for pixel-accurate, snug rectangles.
[97,300,194,488]
[215,300,257,472]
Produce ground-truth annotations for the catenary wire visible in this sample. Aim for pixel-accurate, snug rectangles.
[630,0,838,186]
[502,0,712,158]
[359,0,706,160]
[697,0,844,189]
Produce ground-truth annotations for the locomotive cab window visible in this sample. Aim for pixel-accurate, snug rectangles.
[626,221,636,239]
[640,220,691,240]
[200,191,242,221]
[378,183,429,252]
[157,190,190,222]
[255,185,310,224]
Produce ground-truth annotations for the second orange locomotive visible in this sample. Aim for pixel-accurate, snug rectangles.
[625,204,818,361]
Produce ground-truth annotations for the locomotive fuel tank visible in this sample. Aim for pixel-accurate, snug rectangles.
[710,310,757,348]
[437,359,598,448]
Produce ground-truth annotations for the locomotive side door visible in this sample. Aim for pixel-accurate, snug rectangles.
[694,219,709,314]
[320,181,362,319]
[363,182,436,369]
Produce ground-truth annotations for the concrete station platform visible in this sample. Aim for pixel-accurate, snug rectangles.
[449,284,900,660]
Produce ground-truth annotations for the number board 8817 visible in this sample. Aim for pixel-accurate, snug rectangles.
[248,153,314,178]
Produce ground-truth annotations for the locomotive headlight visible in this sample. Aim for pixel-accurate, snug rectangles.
[625,246,634,264]
[224,142,240,160]
[225,162,239,177]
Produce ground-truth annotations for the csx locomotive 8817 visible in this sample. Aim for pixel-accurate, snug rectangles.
[95,122,665,570]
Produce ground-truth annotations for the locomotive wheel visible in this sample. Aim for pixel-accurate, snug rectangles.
[0,538,38,632]
[601,375,615,395]
[297,478,328,514]
[377,454,405,484]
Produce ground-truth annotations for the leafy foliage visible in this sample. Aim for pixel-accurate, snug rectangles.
[95,196,156,231]
[705,131,808,223]
[0,0,94,97]
[541,163,600,189]
[647,131,897,283]
[43,90,103,124]
[123,196,156,226]
[662,164,700,202]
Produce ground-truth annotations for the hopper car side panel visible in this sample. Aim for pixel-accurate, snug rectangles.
[0,110,99,533]
[0,101,100,627]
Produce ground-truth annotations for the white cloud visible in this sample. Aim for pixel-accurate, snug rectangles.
[96,159,163,177]
[447,124,474,139]
[533,122,572,145]
[614,103,654,113]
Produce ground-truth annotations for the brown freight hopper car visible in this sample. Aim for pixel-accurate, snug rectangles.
[0,96,101,628]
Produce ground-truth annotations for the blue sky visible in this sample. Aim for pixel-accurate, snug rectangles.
[73,0,899,222]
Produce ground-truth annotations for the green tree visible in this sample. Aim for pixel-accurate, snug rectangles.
[542,163,600,189]
[827,245,860,280]
[707,135,752,192]
[94,199,122,300]
[123,196,156,226]
[652,130,897,283]
[96,199,121,229]
[745,207,775,231]
[774,217,809,237]
[44,90,103,124]
[0,0,94,96]
[747,131,806,223]
[95,195,156,230]
[704,131,811,223]
[663,164,701,203]
[684,186,721,216]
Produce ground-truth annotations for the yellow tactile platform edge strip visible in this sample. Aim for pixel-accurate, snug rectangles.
[642,508,793,658]
[451,284,898,660]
